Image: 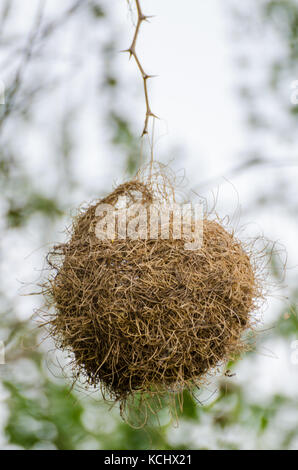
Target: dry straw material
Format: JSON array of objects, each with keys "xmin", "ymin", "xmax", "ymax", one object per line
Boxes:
[{"xmin": 44, "ymin": 173, "xmax": 262, "ymax": 419}]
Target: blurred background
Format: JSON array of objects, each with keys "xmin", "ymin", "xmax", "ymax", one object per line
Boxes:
[{"xmin": 0, "ymin": 0, "xmax": 298, "ymax": 450}]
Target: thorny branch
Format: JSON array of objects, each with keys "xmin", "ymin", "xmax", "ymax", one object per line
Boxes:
[{"xmin": 124, "ymin": 0, "xmax": 156, "ymax": 136}]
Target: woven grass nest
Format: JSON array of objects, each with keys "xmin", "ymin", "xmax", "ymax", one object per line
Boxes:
[{"xmin": 44, "ymin": 172, "xmax": 262, "ymax": 418}]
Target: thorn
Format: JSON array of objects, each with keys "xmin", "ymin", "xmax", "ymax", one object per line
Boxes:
[
  {"xmin": 120, "ymin": 48, "xmax": 134, "ymax": 58},
  {"xmin": 148, "ymin": 111, "xmax": 159, "ymax": 119},
  {"xmin": 141, "ymin": 14, "xmax": 155, "ymax": 22},
  {"xmin": 144, "ymin": 74, "xmax": 158, "ymax": 80}
]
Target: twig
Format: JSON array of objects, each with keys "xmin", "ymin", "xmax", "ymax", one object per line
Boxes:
[
  {"xmin": 0, "ymin": 0, "xmax": 45, "ymax": 132},
  {"xmin": 123, "ymin": 0, "xmax": 156, "ymax": 136},
  {"xmin": 0, "ymin": 0, "xmax": 83, "ymax": 133},
  {"xmin": 0, "ymin": 0, "xmax": 11, "ymax": 38}
]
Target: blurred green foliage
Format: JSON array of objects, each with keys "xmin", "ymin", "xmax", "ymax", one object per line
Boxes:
[{"xmin": 4, "ymin": 381, "xmax": 85, "ymax": 449}]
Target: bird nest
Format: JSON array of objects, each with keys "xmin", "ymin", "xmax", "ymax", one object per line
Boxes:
[{"xmin": 43, "ymin": 174, "xmax": 262, "ymax": 421}]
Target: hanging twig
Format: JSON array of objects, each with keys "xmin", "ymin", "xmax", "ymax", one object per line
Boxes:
[{"xmin": 123, "ymin": 0, "xmax": 157, "ymax": 137}]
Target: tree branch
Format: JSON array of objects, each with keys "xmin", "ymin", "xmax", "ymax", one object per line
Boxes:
[{"xmin": 123, "ymin": 0, "xmax": 156, "ymax": 136}]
